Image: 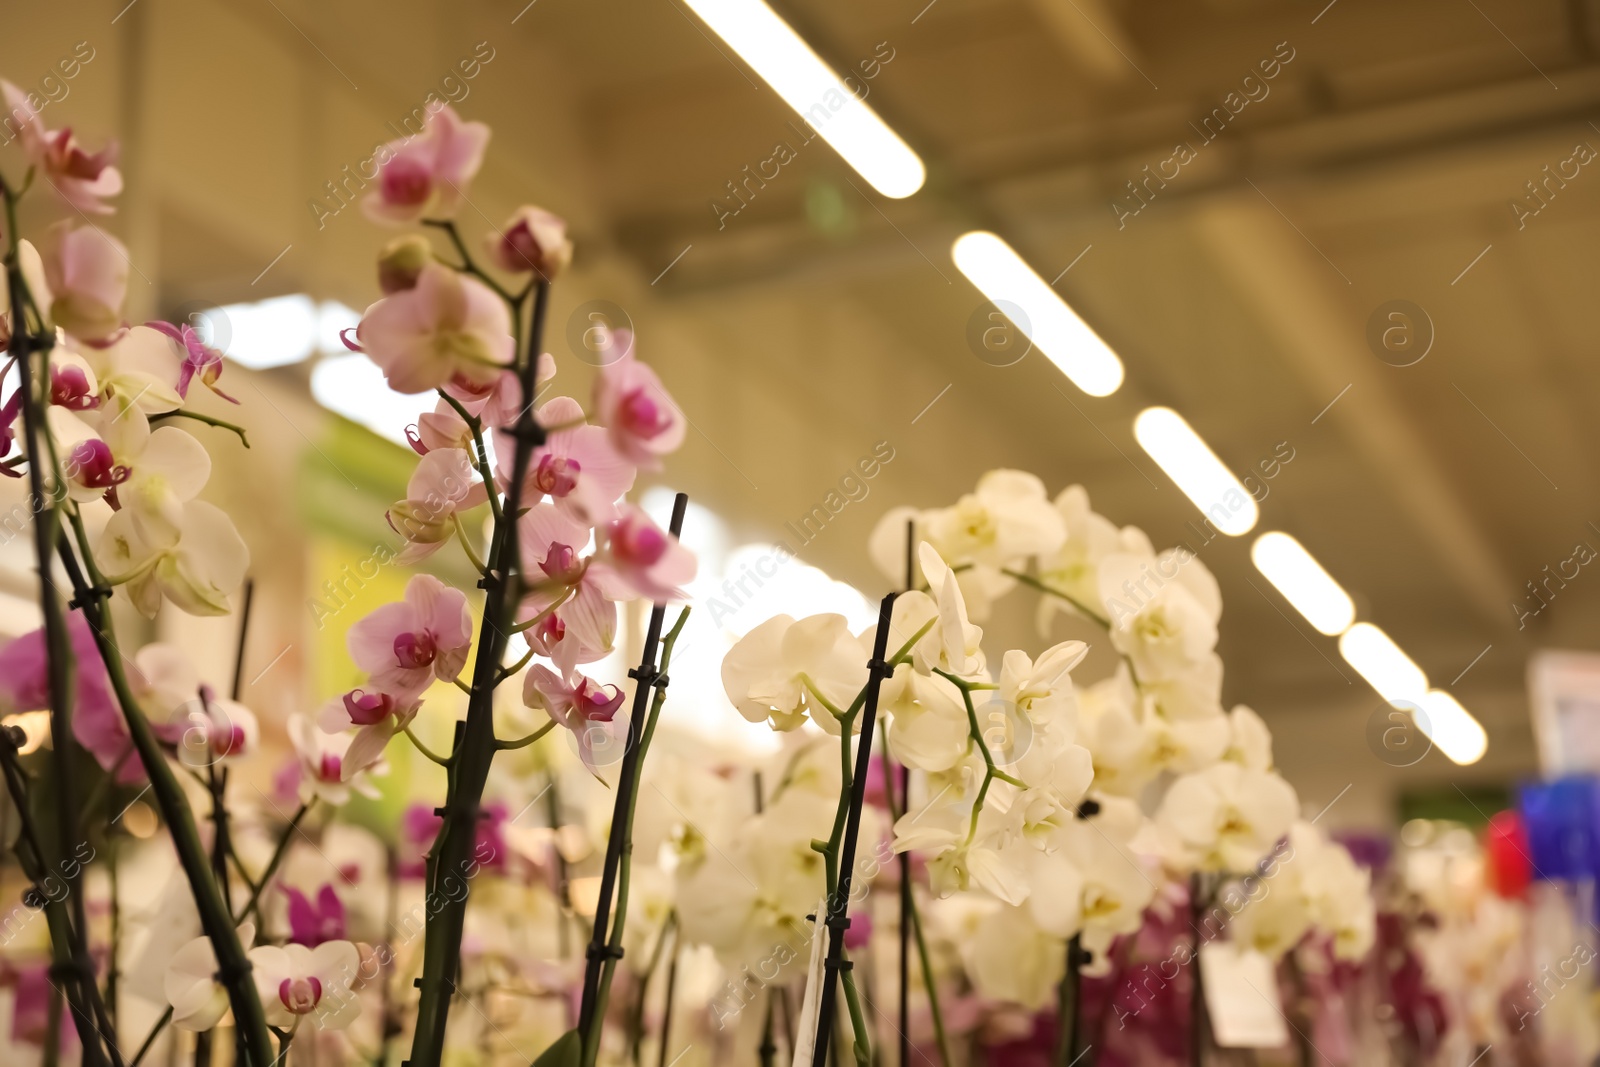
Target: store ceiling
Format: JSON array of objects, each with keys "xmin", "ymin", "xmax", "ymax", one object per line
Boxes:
[{"xmin": 512, "ymin": 0, "xmax": 1600, "ymax": 804}]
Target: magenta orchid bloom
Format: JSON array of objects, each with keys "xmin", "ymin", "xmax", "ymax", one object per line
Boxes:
[
  {"xmin": 50, "ymin": 362, "xmax": 99, "ymax": 411},
  {"xmin": 497, "ymin": 395, "xmax": 636, "ymax": 527},
  {"xmin": 145, "ymin": 320, "xmax": 239, "ymax": 404},
  {"xmin": 592, "ymin": 505, "xmax": 696, "ymax": 604},
  {"xmin": 522, "ymin": 664, "xmax": 626, "ymax": 771},
  {"xmin": 518, "ymin": 503, "xmax": 615, "ymax": 670},
  {"xmin": 0, "ymin": 612, "xmax": 143, "ymax": 783},
  {"xmin": 355, "ymin": 264, "xmax": 514, "ymax": 394},
  {"xmin": 2, "ymin": 80, "xmax": 123, "ymax": 215},
  {"xmin": 283, "ymin": 883, "xmax": 348, "ymax": 947},
  {"xmin": 317, "ymin": 686, "xmax": 421, "ymax": 780},
  {"xmin": 592, "ymin": 331, "xmax": 685, "ymax": 469},
  {"xmin": 362, "ymin": 104, "xmax": 489, "ymax": 225},
  {"xmin": 347, "ymin": 574, "xmax": 473, "ymax": 697},
  {"xmin": 486, "ymin": 205, "xmax": 572, "ymax": 278}
]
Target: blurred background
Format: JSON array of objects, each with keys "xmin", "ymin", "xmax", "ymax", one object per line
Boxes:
[{"xmin": 2, "ymin": 0, "xmax": 1597, "ymax": 832}]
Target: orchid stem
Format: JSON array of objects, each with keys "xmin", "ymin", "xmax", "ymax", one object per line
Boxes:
[
  {"xmin": 496, "ymin": 721, "xmax": 556, "ymax": 751},
  {"xmin": 406, "ymin": 725, "xmax": 452, "ymax": 766},
  {"xmin": 149, "ymin": 408, "xmax": 249, "ymax": 447}
]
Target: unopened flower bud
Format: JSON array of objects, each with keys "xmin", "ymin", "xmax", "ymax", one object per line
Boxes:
[
  {"xmin": 487, "ymin": 206, "xmax": 572, "ymax": 278},
  {"xmin": 377, "ymin": 234, "xmax": 434, "ymax": 294}
]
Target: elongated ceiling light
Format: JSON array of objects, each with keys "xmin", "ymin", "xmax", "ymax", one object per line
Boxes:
[
  {"xmin": 1250, "ymin": 532, "xmax": 1356, "ymax": 635},
  {"xmin": 951, "ymin": 231, "xmax": 1125, "ymax": 396},
  {"xmin": 1132, "ymin": 407, "xmax": 1258, "ymax": 534},
  {"xmin": 1338, "ymin": 622, "xmax": 1427, "ymax": 705},
  {"xmin": 1419, "ymin": 690, "xmax": 1488, "ymax": 766},
  {"xmin": 682, "ymin": 0, "xmax": 924, "ymax": 198}
]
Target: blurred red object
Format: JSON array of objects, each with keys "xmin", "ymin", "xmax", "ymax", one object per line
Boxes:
[{"xmin": 1485, "ymin": 810, "xmax": 1531, "ymax": 898}]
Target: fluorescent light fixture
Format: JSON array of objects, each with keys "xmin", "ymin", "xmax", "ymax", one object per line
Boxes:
[
  {"xmin": 951, "ymin": 232, "xmax": 1125, "ymax": 396},
  {"xmin": 1418, "ymin": 690, "xmax": 1488, "ymax": 765},
  {"xmin": 1338, "ymin": 622, "xmax": 1427, "ymax": 705},
  {"xmin": 1250, "ymin": 531, "xmax": 1355, "ymax": 636},
  {"xmin": 682, "ymin": 0, "xmax": 924, "ymax": 198},
  {"xmin": 311, "ymin": 354, "xmax": 422, "ymax": 446},
  {"xmin": 202, "ymin": 296, "xmax": 362, "ymax": 370},
  {"xmin": 1133, "ymin": 407, "xmax": 1258, "ymax": 535}
]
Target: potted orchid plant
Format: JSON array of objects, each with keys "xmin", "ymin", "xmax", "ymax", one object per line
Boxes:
[{"xmin": 0, "ymin": 86, "xmax": 696, "ymax": 1067}]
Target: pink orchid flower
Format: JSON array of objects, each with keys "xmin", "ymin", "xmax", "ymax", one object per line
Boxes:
[
  {"xmin": 347, "ymin": 574, "xmax": 473, "ymax": 697},
  {"xmin": 42, "ymin": 222, "xmax": 129, "ymax": 345},
  {"xmin": 592, "ymin": 331, "xmax": 685, "ymax": 469},
  {"xmin": 406, "ymin": 398, "xmax": 472, "ymax": 455},
  {"xmin": 497, "ymin": 395, "xmax": 636, "ymax": 527},
  {"xmin": 288, "ymin": 713, "xmax": 383, "ymax": 806},
  {"xmin": 362, "ymin": 104, "xmax": 489, "ymax": 225},
  {"xmin": 486, "ymin": 205, "xmax": 573, "ymax": 278},
  {"xmin": 518, "ymin": 503, "xmax": 615, "ymax": 670},
  {"xmin": 144, "ymin": 320, "xmax": 239, "ymax": 404},
  {"xmin": 152, "ymin": 688, "xmax": 260, "ymax": 769},
  {"xmin": 355, "ymin": 264, "xmax": 514, "ymax": 394},
  {"xmin": 592, "ymin": 505, "xmax": 696, "ymax": 604},
  {"xmin": 317, "ymin": 686, "xmax": 421, "ymax": 780},
  {"xmin": 522, "ymin": 664, "xmax": 626, "ymax": 771},
  {"xmin": 1, "ymin": 80, "xmax": 123, "ymax": 214},
  {"xmin": 443, "ymin": 355, "xmax": 551, "ymax": 430},
  {"xmin": 282, "ymin": 883, "xmax": 348, "ymax": 947},
  {"xmin": 386, "ymin": 447, "xmax": 489, "ymax": 564},
  {"xmin": 0, "ymin": 612, "xmax": 143, "ymax": 783}
]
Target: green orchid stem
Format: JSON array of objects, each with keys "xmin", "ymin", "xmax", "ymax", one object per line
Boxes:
[
  {"xmin": 423, "ymin": 218, "xmax": 517, "ymax": 305},
  {"xmin": 938, "ymin": 670, "xmax": 1033, "ymax": 846},
  {"xmin": 149, "ymin": 408, "xmax": 250, "ymax": 448},
  {"xmin": 496, "ymin": 720, "xmax": 556, "ymax": 751},
  {"xmin": 452, "ymin": 513, "xmax": 488, "ymax": 574},
  {"xmin": 437, "ymin": 389, "xmax": 504, "ymax": 527},
  {"xmin": 582, "ymin": 607, "xmax": 691, "ymax": 1067},
  {"xmin": 1000, "ymin": 568, "xmax": 1110, "ymax": 629},
  {"xmin": 236, "ymin": 801, "xmax": 313, "ymax": 925},
  {"xmin": 405, "ymin": 725, "xmax": 453, "ymax": 766},
  {"xmin": 4, "ymin": 213, "xmax": 121, "ymax": 1067},
  {"xmin": 55, "ymin": 533, "xmax": 274, "ymax": 1067},
  {"xmin": 410, "ymin": 278, "xmax": 551, "ymax": 1067}
]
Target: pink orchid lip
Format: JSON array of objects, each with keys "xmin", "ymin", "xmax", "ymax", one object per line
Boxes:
[
  {"xmin": 620, "ymin": 388, "xmax": 671, "ymax": 440},
  {"xmin": 538, "ymin": 542, "xmax": 581, "ymax": 582},
  {"xmin": 613, "ymin": 516, "xmax": 668, "ymax": 567},
  {"xmin": 317, "ymin": 752, "xmax": 343, "ymax": 783},
  {"xmin": 532, "ymin": 453, "xmax": 581, "ymax": 497},
  {"xmin": 575, "ymin": 679, "xmax": 624, "ymax": 723},
  {"xmin": 343, "ymin": 688, "xmax": 394, "ymax": 727},
  {"xmin": 278, "ymin": 975, "xmax": 323, "ymax": 1014},
  {"xmin": 393, "ymin": 631, "xmax": 438, "ymax": 671},
  {"xmin": 381, "ymin": 158, "xmax": 432, "ymax": 206}
]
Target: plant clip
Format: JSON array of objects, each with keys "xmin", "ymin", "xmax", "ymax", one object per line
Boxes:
[
  {"xmin": 867, "ymin": 657, "xmax": 894, "ymax": 678},
  {"xmin": 1076, "ymin": 798, "xmax": 1102, "ymax": 819},
  {"xmin": 504, "ymin": 421, "xmax": 547, "ymax": 448},
  {"xmin": 67, "ymin": 585, "xmax": 111, "ymax": 610},
  {"xmin": 47, "ymin": 962, "xmax": 76, "ymax": 982},
  {"xmin": 585, "ymin": 943, "xmax": 625, "ymax": 962},
  {"xmin": 627, "ymin": 665, "xmax": 667, "ymax": 689}
]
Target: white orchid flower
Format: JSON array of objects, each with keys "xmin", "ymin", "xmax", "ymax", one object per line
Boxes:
[
  {"xmin": 1156, "ymin": 762, "xmax": 1299, "ymax": 873},
  {"xmin": 98, "ymin": 498, "xmax": 248, "ymax": 617},
  {"xmin": 164, "ymin": 922, "xmax": 256, "ymax": 1031}
]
